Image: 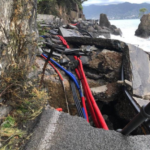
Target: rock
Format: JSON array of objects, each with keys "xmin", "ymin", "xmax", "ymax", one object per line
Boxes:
[
  {"xmin": 112, "ymin": 28, "xmax": 122, "ymax": 36},
  {"xmin": 110, "ymin": 25, "xmax": 117, "ymax": 30},
  {"xmin": 98, "ymin": 30, "xmax": 111, "ymax": 39},
  {"xmin": 110, "ymin": 25, "xmax": 122, "ymax": 36},
  {"xmin": 91, "ymin": 82, "xmax": 119, "ymax": 102},
  {"xmin": 135, "ymin": 13, "xmax": 150, "ymax": 38},
  {"xmin": 37, "ymin": 14, "xmax": 57, "ymax": 23},
  {"xmin": 70, "ymin": 11, "xmax": 78, "ymax": 20},
  {"xmin": 91, "ymin": 29, "xmax": 110, "ymax": 39},
  {"xmin": 88, "ymin": 49, "xmax": 122, "ymax": 81},
  {"xmin": 114, "ymin": 94, "xmax": 137, "ymax": 121},
  {"xmin": 71, "ymin": 3, "xmax": 78, "ymax": 12},
  {"xmin": 94, "ymin": 25, "xmax": 102, "ymax": 31},
  {"xmin": 99, "ymin": 15, "xmax": 122, "ymax": 36},
  {"xmin": 24, "ymin": 107, "xmax": 150, "ymax": 150},
  {"xmin": 101, "ymin": 26, "xmax": 111, "ymax": 31},
  {"xmin": 99, "ymin": 13, "xmax": 111, "ymax": 28},
  {"xmin": 0, "ymin": 106, "xmax": 12, "ymax": 123},
  {"xmin": 87, "ymin": 26, "xmax": 95, "ymax": 32},
  {"xmin": 80, "ymin": 56, "xmax": 90, "ymax": 65},
  {"xmin": 103, "ymin": 114, "xmax": 114, "ymax": 130},
  {"xmin": 86, "ymin": 72, "xmax": 103, "ymax": 80}
]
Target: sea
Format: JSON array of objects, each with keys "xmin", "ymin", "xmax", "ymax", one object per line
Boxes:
[{"xmin": 108, "ymin": 19, "xmax": 150, "ymax": 52}]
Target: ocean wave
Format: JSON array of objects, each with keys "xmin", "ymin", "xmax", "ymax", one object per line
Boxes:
[{"xmin": 109, "ymin": 19, "xmax": 150, "ymax": 52}]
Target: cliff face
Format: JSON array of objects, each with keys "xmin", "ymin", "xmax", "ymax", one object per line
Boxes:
[
  {"xmin": 0, "ymin": 0, "xmax": 38, "ymax": 73},
  {"xmin": 37, "ymin": 0, "xmax": 85, "ymax": 23}
]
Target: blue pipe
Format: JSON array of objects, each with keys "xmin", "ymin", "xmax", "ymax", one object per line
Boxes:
[
  {"xmin": 82, "ymin": 108, "xmax": 87, "ymax": 119},
  {"xmin": 42, "ymin": 54, "xmax": 82, "ymax": 97},
  {"xmin": 42, "ymin": 54, "xmax": 87, "ymax": 119}
]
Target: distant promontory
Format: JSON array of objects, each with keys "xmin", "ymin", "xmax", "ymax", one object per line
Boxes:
[{"xmin": 83, "ymin": 2, "xmax": 150, "ymax": 20}]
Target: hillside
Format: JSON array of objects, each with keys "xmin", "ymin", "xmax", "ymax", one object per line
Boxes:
[{"xmin": 83, "ymin": 2, "xmax": 150, "ymax": 19}]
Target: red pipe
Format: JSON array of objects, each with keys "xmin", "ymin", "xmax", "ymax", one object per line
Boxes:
[
  {"xmin": 56, "ymin": 36, "xmax": 89, "ymax": 122},
  {"xmin": 77, "ymin": 64, "xmax": 100, "ymax": 127},
  {"xmin": 57, "ymin": 35, "xmax": 70, "ymax": 48},
  {"xmin": 81, "ymin": 79, "xmax": 100, "ymax": 127},
  {"xmin": 78, "ymin": 58, "xmax": 108, "ymax": 130},
  {"xmin": 71, "ymin": 23, "xmax": 78, "ymax": 26},
  {"xmin": 56, "ymin": 35, "xmax": 108, "ymax": 129},
  {"xmin": 41, "ymin": 55, "xmax": 63, "ymax": 81}
]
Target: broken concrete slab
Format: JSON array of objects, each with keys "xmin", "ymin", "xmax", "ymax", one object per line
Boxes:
[
  {"xmin": 65, "ymin": 37, "xmax": 128, "ymax": 52},
  {"xmin": 24, "ymin": 106, "xmax": 150, "ymax": 150},
  {"xmin": 91, "ymin": 83, "xmax": 119, "ymax": 102},
  {"xmin": 134, "ymin": 97, "xmax": 150, "ymax": 108},
  {"xmin": 59, "ymin": 27, "xmax": 83, "ymax": 38},
  {"xmin": 126, "ymin": 44, "xmax": 150, "ymax": 98}
]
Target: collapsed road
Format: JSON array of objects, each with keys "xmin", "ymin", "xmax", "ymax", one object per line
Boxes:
[{"xmin": 23, "ymin": 15, "xmax": 150, "ymax": 150}]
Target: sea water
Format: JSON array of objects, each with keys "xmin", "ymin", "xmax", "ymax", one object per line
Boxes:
[{"xmin": 109, "ymin": 19, "xmax": 150, "ymax": 52}]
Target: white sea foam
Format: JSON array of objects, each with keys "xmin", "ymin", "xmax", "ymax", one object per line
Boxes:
[{"xmin": 109, "ymin": 19, "xmax": 150, "ymax": 52}]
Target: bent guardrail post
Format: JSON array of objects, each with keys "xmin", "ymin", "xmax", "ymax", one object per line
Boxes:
[{"xmin": 121, "ymin": 102, "xmax": 150, "ymax": 135}]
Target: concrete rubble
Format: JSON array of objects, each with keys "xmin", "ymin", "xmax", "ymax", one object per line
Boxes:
[{"xmin": 1, "ymin": 12, "xmax": 150, "ymax": 149}]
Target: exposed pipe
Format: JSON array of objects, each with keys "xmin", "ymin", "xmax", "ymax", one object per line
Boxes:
[
  {"xmin": 121, "ymin": 64, "xmax": 150, "ymax": 134},
  {"xmin": 57, "ymin": 35, "xmax": 108, "ymax": 129},
  {"xmin": 121, "ymin": 103, "xmax": 150, "ymax": 135},
  {"xmin": 41, "ymin": 54, "xmax": 70, "ymax": 113},
  {"xmin": 42, "ymin": 54, "xmax": 87, "ymax": 120}
]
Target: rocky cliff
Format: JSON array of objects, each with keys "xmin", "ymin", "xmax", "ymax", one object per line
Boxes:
[
  {"xmin": 38, "ymin": 0, "xmax": 85, "ymax": 23},
  {"xmin": 135, "ymin": 13, "xmax": 150, "ymax": 38}
]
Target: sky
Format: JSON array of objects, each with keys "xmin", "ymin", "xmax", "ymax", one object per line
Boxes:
[{"xmin": 83, "ymin": 0, "xmax": 150, "ymax": 6}]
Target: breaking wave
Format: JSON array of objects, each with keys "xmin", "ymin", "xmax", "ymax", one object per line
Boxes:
[{"xmin": 109, "ymin": 19, "xmax": 150, "ymax": 52}]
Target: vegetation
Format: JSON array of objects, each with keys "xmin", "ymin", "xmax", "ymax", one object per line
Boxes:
[
  {"xmin": 139, "ymin": 8, "xmax": 147, "ymax": 18},
  {"xmin": 0, "ymin": 0, "xmax": 48, "ymax": 149},
  {"xmin": 37, "ymin": 0, "xmax": 84, "ymax": 14},
  {"xmin": 0, "ymin": 64, "xmax": 48, "ymax": 149}
]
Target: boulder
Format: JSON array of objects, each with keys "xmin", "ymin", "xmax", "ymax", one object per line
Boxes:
[
  {"xmin": 110, "ymin": 25, "xmax": 122, "ymax": 36},
  {"xmin": 135, "ymin": 13, "xmax": 150, "ymax": 38},
  {"xmin": 87, "ymin": 26, "xmax": 95, "ymax": 32},
  {"xmin": 88, "ymin": 49, "xmax": 122, "ymax": 81},
  {"xmin": 0, "ymin": 106, "xmax": 12, "ymax": 123},
  {"xmin": 113, "ymin": 28, "xmax": 122, "ymax": 36},
  {"xmin": 99, "ymin": 13, "xmax": 111, "ymax": 28},
  {"xmin": 110, "ymin": 25, "xmax": 117, "ymax": 30},
  {"xmin": 94, "ymin": 25, "xmax": 102, "ymax": 31}
]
